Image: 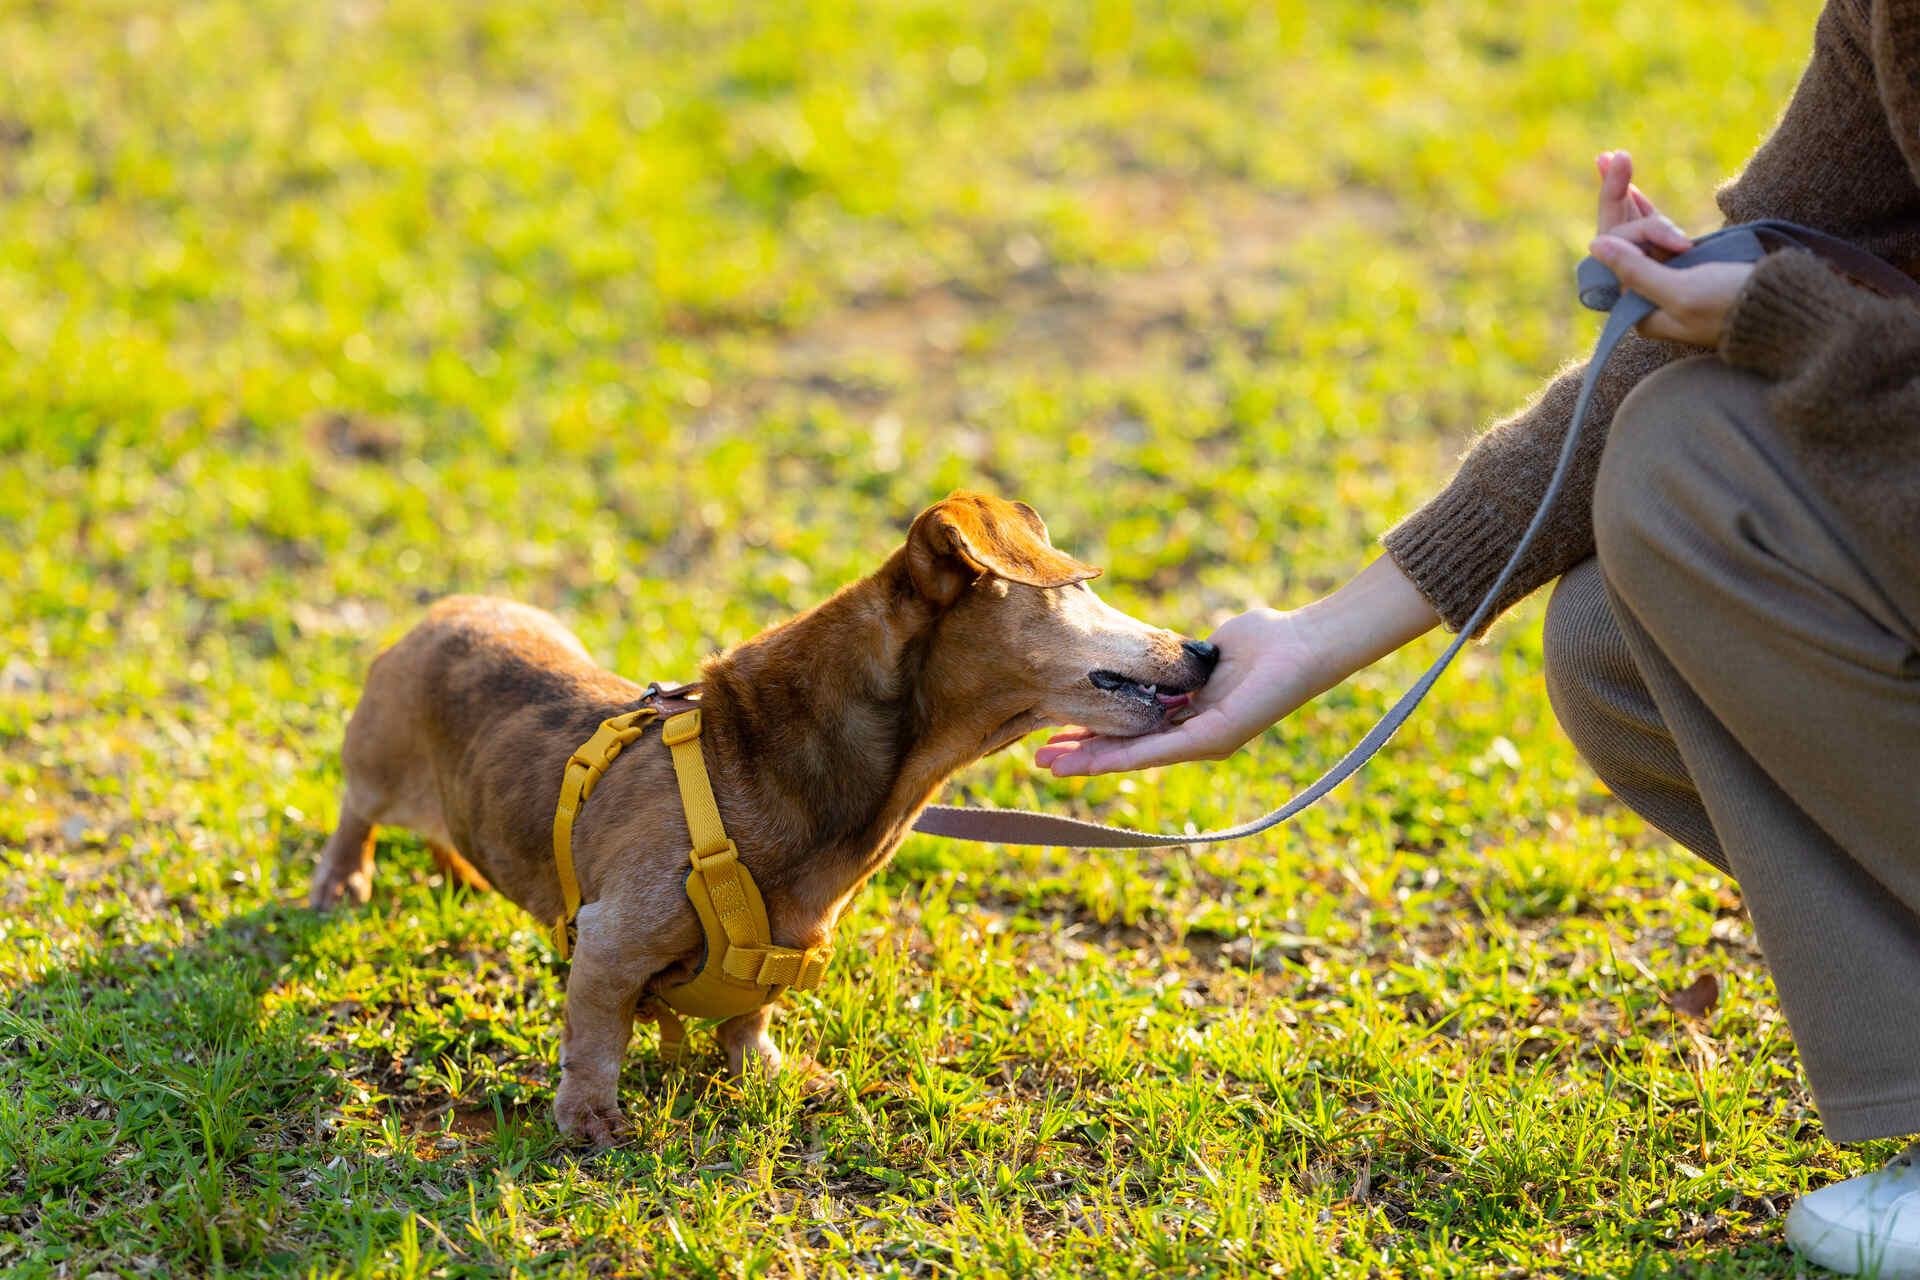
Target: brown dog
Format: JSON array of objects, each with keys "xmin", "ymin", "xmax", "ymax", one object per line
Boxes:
[{"xmin": 309, "ymin": 492, "xmax": 1217, "ymax": 1144}]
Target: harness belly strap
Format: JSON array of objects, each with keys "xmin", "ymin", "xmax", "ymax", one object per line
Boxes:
[{"xmin": 549, "ymin": 701, "xmax": 833, "ymax": 1058}]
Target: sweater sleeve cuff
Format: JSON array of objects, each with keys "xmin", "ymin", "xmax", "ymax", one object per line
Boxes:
[
  {"xmin": 1719, "ymin": 248, "xmax": 1862, "ymax": 379},
  {"xmin": 1381, "ymin": 481, "xmax": 1529, "ymax": 635}
]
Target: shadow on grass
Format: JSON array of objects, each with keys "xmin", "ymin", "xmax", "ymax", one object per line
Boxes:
[
  {"xmin": 0, "ymin": 899, "xmax": 563, "ymax": 1273},
  {"xmin": 0, "ymin": 873, "xmax": 778, "ymax": 1276}
]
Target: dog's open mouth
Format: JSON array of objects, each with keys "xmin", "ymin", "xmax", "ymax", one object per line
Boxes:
[{"xmin": 1089, "ymin": 669, "xmax": 1196, "ymax": 711}]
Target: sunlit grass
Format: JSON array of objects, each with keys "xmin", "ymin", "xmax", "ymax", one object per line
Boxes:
[{"xmin": 0, "ymin": 1, "xmax": 1878, "ymax": 1275}]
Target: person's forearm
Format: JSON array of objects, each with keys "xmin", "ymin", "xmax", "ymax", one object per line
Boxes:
[{"xmin": 1292, "ymin": 555, "xmax": 1442, "ymax": 693}]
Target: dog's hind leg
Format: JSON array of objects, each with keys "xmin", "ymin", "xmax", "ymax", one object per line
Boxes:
[
  {"xmin": 309, "ymin": 796, "xmax": 378, "ymax": 910},
  {"xmin": 428, "ymin": 840, "xmax": 492, "ymax": 893},
  {"xmin": 716, "ymin": 1004, "xmax": 783, "ymax": 1077},
  {"xmin": 717, "ymin": 1006, "xmax": 835, "ymax": 1094}
]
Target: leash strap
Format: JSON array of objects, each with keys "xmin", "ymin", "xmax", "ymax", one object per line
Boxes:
[{"xmin": 911, "ymin": 221, "xmax": 1920, "ymax": 849}]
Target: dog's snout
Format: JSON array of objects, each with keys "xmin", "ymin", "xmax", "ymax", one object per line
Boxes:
[{"xmin": 1182, "ymin": 638, "xmax": 1220, "ymax": 673}]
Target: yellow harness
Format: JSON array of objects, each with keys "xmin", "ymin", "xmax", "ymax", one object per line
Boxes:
[{"xmin": 550, "ymin": 700, "xmax": 832, "ymax": 1058}]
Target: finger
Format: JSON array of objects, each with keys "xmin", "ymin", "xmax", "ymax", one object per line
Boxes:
[
  {"xmin": 1599, "ymin": 150, "xmax": 1631, "ymax": 202},
  {"xmin": 1033, "ymin": 735, "xmax": 1096, "ymax": 767},
  {"xmin": 1633, "ymin": 309, "xmax": 1690, "ymax": 344},
  {"xmin": 1041, "ymin": 728, "xmax": 1099, "ymax": 746},
  {"xmin": 1039, "ymin": 729, "xmax": 1184, "ymax": 776},
  {"xmin": 1032, "ymin": 740, "xmax": 1079, "ymax": 768},
  {"xmin": 1629, "ymin": 186, "xmax": 1654, "ymax": 218},
  {"xmin": 1599, "ymin": 214, "xmax": 1691, "ymax": 256},
  {"xmin": 1043, "ymin": 710, "xmax": 1240, "ymax": 776},
  {"xmin": 1042, "ymin": 734, "xmax": 1184, "ymax": 776},
  {"xmin": 1591, "ymin": 234, "xmax": 1687, "ymax": 295},
  {"xmin": 1596, "ymin": 149, "xmax": 1633, "ymax": 214},
  {"xmin": 1607, "ymin": 213, "xmax": 1690, "ymax": 249}
]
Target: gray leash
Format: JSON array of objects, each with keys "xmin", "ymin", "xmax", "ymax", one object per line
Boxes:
[{"xmin": 912, "ymin": 220, "xmax": 1918, "ymax": 848}]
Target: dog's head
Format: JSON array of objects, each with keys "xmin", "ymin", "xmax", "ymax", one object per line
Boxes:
[{"xmin": 900, "ymin": 492, "xmax": 1218, "ymax": 742}]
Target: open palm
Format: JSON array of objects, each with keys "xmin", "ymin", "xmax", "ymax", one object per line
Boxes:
[{"xmin": 1034, "ymin": 608, "xmax": 1325, "ymax": 775}]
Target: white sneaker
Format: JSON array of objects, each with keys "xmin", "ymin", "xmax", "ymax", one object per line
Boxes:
[{"xmin": 1788, "ymin": 1141, "xmax": 1920, "ymax": 1278}]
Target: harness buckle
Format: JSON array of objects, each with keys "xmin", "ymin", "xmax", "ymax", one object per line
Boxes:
[
  {"xmin": 662, "ymin": 709, "xmax": 703, "ymax": 747},
  {"xmin": 565, "ymin": 759, "xmax": 603, "ymax": 804},
  {"xmin": 721, "ymin": 943, "xmax": 832, "ymax": 988}
]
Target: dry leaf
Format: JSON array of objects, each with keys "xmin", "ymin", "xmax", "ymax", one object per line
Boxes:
[{"xmin": 1667, "ymin": 973, "xmax": 1720, "ymax": 1019}]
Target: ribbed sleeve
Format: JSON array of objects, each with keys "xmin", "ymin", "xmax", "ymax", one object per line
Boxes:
[{"xmin": 1720, "ymin": 248, "xmax": 1884, "ymax": 377}]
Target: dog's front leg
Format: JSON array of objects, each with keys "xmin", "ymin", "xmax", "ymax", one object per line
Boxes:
[{"xmin": 553, "ymin": 943, "xmax": 645, "ymax": 1148}]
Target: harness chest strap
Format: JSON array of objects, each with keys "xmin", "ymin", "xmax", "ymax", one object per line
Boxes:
[{"xmin": 550, "ymin": 702, "xmax": 832, "ymax": 1056}]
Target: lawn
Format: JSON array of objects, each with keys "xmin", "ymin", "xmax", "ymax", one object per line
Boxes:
[{"xmin": 0, "ymin": 0, "xmax": 1889, "ymax": 1275}]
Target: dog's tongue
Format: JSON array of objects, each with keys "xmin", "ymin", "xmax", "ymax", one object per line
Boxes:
[{"xmin": 1156, "ymin": 691, "xmax": 1191, "ymax": 709}]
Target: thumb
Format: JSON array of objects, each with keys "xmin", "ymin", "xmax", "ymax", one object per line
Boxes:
[{"xmin": 1590, "ymin": 234, "xmax": 1678, "ymax": 302}]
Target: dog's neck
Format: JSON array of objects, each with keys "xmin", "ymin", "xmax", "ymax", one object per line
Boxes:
[{"xmin": 693, "ymin": 555, "xmax": 1040, "ymax": 946}]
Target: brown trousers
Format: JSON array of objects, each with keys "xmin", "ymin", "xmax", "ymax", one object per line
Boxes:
[{"xmin": 1540, "ymin": 357, "xmax": 1920, "ymax": 1143}]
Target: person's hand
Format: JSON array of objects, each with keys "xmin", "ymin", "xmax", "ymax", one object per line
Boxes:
[
  {"xmin": 1591, "ymin": 148, "xmax": 1755, "ymax": 346},
  {"xmin": 1033, "ymin": 555, "xmax": 1441, "ymax": 777},
  {"xmin": 1588, "ymin": 236, "xmax": 1754, "ymax": 346},
  {"xmin": 1034, "ymin": 607, "xmax": 1327, "ymax": 775}
]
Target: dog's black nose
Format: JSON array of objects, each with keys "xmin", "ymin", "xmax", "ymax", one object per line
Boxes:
[{"xmin": 1182, "ymin": 638, "xmax": 1220, "ymax": 672}]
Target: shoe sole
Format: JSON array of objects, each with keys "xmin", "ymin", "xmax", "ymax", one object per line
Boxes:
[{"xmin": 1788, "ymin": 1200, "xmax": 1920, "ymax": 1279}]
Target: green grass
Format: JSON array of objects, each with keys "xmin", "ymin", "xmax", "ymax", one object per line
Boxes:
[{"xmin": 0, "ymin": 0, "xmax": 1890, "ymax": 1274}]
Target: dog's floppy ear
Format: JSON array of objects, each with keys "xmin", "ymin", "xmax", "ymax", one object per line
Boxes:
[{"xmin": 904, "ymin": 491, "xmax": 1101, "ymax": 607}]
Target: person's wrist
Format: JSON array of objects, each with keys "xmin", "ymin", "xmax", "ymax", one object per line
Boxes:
[
  {"xmin": 1288, "ymin": 598, "xmax": 1374, "ymax": 696},
  {"xmin": 1289, "ymin": 555, "xmax": 1441, "ymax": 693}
]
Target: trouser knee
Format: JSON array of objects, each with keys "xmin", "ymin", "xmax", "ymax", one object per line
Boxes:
[
  {"xmin": 1542, "ymin": 562, "xmax": 1636, "ymax": 784},
  {"xmin": 1543, "ymin": 559, "xmax": 1727, "ymax": 868}
]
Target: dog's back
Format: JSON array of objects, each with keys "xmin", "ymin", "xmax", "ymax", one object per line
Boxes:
[{"xmin": 315, "ymin": 596, "xmax": 646, "ymax": 914}]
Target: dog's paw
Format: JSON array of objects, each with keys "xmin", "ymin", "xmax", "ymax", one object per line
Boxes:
[
  {"xmin": 554, "ymin": 1095, "xmax": 628, "ymax": 1149},
  {"xmin": 306, "ymin": 868, "xmax": 372, "ymax": 912},
  {"xmin": 789, "ymin": 1055, "xmax": 837, "ymax": 1097}
]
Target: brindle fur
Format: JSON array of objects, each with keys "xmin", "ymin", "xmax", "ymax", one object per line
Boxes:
[{"xmin": 310, "ymin": 493, "xmax": 1214, "ymax": 1146}]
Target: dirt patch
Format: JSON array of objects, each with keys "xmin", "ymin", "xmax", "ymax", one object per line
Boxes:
[
  {"xmin": 394, "ymin": 1098, "xmax": 546, "ymax": 1152},
  {"xmin": 771, "ymin": 178, "xmax": 1400, "ymax": 418},
  {"xmin": 307, "ymin": 409, "xmax": 407, "ymax": 462}
]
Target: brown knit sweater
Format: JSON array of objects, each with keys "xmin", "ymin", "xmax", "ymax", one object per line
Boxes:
[{"xmin": 1383, "ymin": 0, "xmax": 1920, "ymax": 633}]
